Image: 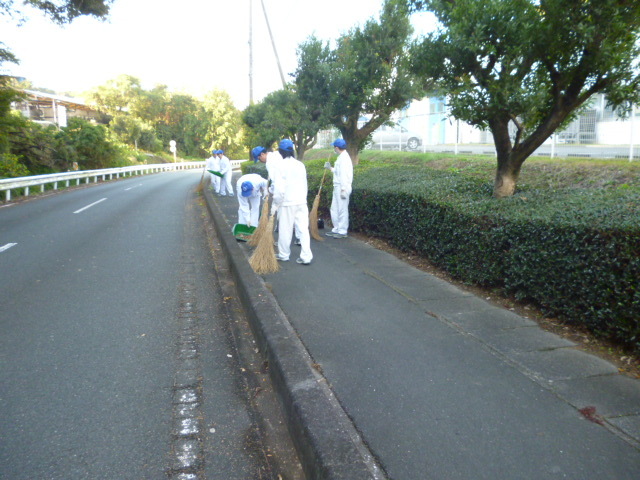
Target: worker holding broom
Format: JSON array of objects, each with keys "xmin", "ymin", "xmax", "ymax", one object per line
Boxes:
[
  {"xmin": 252, "ymin": 146, "xmax": 283, "ymax": 190},
  {"xmin": 325, "ymin": 138, "xmax": 353, "ymax": 238},
  {"xmin": 236, "ymin": 173, "xmax": 269, "ymax": 227},
  {"xmin": 270, "ymin": 139, "xmax": 313, "ymax": 265},
  {"xmin": 252, "ymin": 145, "xmax": 302, "ymax": 245}
]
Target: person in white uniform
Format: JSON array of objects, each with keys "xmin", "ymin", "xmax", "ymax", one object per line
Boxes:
[
  {"xmin": 252, "ymin": 145, "xmax": 302, "ymax": 243},
  {"xmin": 270, "ymin": 139, "xmax": 313, "ymax": 265},
  {"xmin": 325, "ymin": 138, "xmax": 353, "ymax": 238},
  {"xmin": 205, "ymin": 149, "xmax": 221, "ymax": 194},
  {"xmin": 236, "ymin": 173, "xmax": 268, "ymax": 227},
  {"xmin": 217, "ymin": 150, "xmax": 234, "ymax": 196},
  {"xmin": 252, "ymin": 145, "xmax": 283, "ymax": 191}
]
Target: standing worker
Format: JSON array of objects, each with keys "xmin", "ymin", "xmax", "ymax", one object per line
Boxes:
[
  {"xmin": 325, "ymin": 138, "xmax": 353, "ymax": 238},
  {"xmin": 206, "ymin": 149, "xmax": 221, "ymax": 194},
  {"xmin": 252, "ymin": 145, "xmax": 283, "ymax": 192},
  {"xmin": 252, "ymin": 145, "xmax": 301, "ymax": 243},
  {"xmin": 218, "ymin": 150, "xmax": 234, "ymax": 196},
  {"xmin": 236, "ymin": 173, "xmax": 268, "ymax": 227},
  {"xmin": 270, "ymin": 139, "xmax": 313, "ymax": 265}
]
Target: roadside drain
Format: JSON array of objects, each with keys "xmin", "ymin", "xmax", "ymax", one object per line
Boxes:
[{"xmin": 168, "ymin": 284, "xmax": 206, "ymax": 478}]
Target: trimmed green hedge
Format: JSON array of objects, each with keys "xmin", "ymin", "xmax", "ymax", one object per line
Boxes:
[{"xmin": 243, "ymin": 153, "xmax": 640, "ymax": 352}]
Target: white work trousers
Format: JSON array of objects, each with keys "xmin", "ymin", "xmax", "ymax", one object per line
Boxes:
[
  {"xmin": 237, "ymin": 194, "xmax": 261, "ymax": 227},
  {"xmin": 277, "ymin": 204, "xmax": 312, "ymax": 263},
  {"xmin": 330, "ymin": 187, "xmax": 350, "ymax": 234},
  {"xmin": 219, "ymin": 171, "xmax": 233, "ymax": 195},
  {"xmin": 209, "ymin": 172, "xmax": 220, "ymax": 193}
]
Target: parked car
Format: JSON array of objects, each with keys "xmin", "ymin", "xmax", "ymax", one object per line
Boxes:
[{"xmin": 370, "ymin": 125, "xmax": 422, "ymax": 150}]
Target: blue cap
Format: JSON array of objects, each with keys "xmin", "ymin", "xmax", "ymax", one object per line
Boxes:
[
  {"xmin": 211, "ymin": 149, "xmax": 216, "ymax": 155},
  {"xmin": 241, "ymin": 181, "xmax": 253, "ymax": 197},
  {"xmin": 279, "ymin": 139, "xmax": 294, "ymax": 152},
  {"xmin": 219, "ymin": 149, "xmax": 224, "ymax": 154},
  {"xmin": 252, "ymin": 146, "xmax": 266, "ymax": 162},
  {"xmin": 332, "ymin": 138, "xmax": 347, "ymax": 149}
]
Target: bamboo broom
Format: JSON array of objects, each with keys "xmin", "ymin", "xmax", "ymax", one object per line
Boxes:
[
  {"xmin": 247, "ymin": 193, "xmax": 271, "ymax": 247},
  {"xmin": 249, "ymin": 212, "xmax": 280, "ymax": 274},
  {"xmin": 309, "ymin": 168, "xmax": 328, "ymax": 241}
]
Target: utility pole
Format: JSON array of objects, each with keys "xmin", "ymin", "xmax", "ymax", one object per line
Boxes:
[
  {"xmin": 260, "ymin": 0, "xmax": 286, "ymax": 88},
  {"xmin": 248, "ymin": 0, "xmax": 254, "ymax": 105}
]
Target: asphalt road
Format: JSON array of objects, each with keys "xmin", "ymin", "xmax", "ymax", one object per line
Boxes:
[{"xmin": 0, "ymin": 171, "xmax": 298, "ymax": 479}]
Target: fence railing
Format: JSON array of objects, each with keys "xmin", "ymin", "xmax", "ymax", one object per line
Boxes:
[{"xmin": 0, "ymin": 160, "xmax": 245, "ymax": 202}]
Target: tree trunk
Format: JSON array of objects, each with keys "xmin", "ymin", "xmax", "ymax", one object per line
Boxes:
[
  {"xmin": 347, "ymin": 144, "xmax": 360, "ymax": 166},
  {"xmin": 490, "ymin": 116, "xmax": 518, "ymax": 198},
  {"xmin": 493, "ymin": 151, "xmax": 524, "ymax": 198}
]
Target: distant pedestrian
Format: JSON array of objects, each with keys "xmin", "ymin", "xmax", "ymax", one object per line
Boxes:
[
  {"xmin": 206, "ymin": 149, "xmax": 221, "ymax": 193},
  {"xmin": 325, "ymin": 138, "xmax": 353, "ymax": 238},
  {"xmin": 218, "ymin": 150, "xmax": 234, "ymax": 196},
  {"xmin": 236, "ymin": 173, "xmax": 268, "ymax": 227},
  {"xmin": 270, "ymin": 139, "xmax": 312, "ymax": 265}
]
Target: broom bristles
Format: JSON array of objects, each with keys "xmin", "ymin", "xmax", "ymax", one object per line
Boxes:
[
  {"xmin": 309, "ymin": 194, "xmax": 323, "ymax": 241},
  {"xmin": 248, "ymin": 196, "xmax": 271, "ymax": 247},
  {"xmin": 309, "ymin": 168, "xmax": 327, "ymax": 241},
  {"xmin": 249, "ymin": 215, "xmax": 279, "ymax": 274}
]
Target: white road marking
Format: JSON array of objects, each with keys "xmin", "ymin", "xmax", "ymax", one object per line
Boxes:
[
  {"xmin": 0, "ymin": 243, "xmax": 17, "ymax": 253},
  {"xmin": 124, "ymin": 184, "xmax": 143, "ymax": 191},
  {"xmin": 74, "ymin": 198, "xmax": 107, "ymax": 214}
]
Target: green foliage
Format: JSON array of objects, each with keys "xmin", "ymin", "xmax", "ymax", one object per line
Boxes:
[
  {"xmin": 1, "ymin": 0, "xmax": 112, "ymax": 25},
  {"xmin": 86, "ymin": 74, "xmax": 145, "ymax": 117},
  {"xmin": 86, "ymin": 77, "xmax": 246, "ymax": 159},
  {"xmin": 407, "ymin": 0, "xmax": 640, "ymax": 196},
  {"xmin": 202, "ymin": 89, "xmax": 246, "ymax": 158},
  {"xmin": 0, "ymin": 153, "xmax": 29, "ymax": 177},
  {"xmin": 0, "ymin": 80, "xmax": 23, "ymax": 154},
  {"xmin": 307, "ymin": 151, "xmax": 640, "ymax": 352},
  {"xmin": 109, "ymin": 114, "xmax": 161, "ymax": 152},
  {"xmin": 242, "ymin": 87, "xmax": 326, "ymax": 160},
  {"xmin": 55, "ymin": 117, "xmax": 123, "ymax": 170},
  {"xmin": 7, "ymin": 117, "xmax": 60, "ymax": 173},
  {"xmin": 295, "ymin": 0, "xmax": 423, "ymax": 161}
]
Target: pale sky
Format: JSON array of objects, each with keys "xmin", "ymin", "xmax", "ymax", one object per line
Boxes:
[{"xmin": 1, "ymin": 0, "xmax": 436, "ymax": 109}]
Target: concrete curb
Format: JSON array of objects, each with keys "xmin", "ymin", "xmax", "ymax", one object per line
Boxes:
[{"xmin": 203, "ymin": 189, "xmax": 384, "ymax": 480}]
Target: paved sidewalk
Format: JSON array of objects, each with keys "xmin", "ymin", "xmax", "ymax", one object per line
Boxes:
[{"xmin": 204, "ymin": 184, "xmax": 640, "ymax": 480}]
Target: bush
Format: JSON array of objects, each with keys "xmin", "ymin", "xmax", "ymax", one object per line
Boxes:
[
  {"xmin": 307, "ymin": 151, "xmax": 640, "ymax": 352},
  {"xmin": 0, "ymin": 153, "xmax": 30, "ymax": 178}
]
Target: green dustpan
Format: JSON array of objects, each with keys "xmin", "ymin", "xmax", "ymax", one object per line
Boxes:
[
  {"xmin": 208, "ymin": 170, "xmax": 224, "ymax": 178},
  {"xmin": 232, "ymin": 223, "xmax": 256, "ymax": 241}
]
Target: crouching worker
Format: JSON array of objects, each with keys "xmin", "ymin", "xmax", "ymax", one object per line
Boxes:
[{"xmin": 236, "ymin": 173, "xmax": 268, "ymax": 227}]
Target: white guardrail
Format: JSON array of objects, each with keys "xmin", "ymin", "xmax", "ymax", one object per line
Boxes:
[{"xmin": 0, "ymin": 160, "xmax": 245, "ymax": 202}]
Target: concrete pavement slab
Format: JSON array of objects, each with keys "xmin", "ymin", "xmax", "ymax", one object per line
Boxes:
[
  {"xmin": 552, "ymin": 374, "xmax": 640, "ymax": 416},
  {"xmin": 512, "ymin": 348, "xmax": 620, "ymax": 382}
]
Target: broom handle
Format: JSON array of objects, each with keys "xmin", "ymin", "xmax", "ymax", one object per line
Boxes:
[{"xmin": 317, "ymin": 168, "xmax": 328, "ymax": 196}]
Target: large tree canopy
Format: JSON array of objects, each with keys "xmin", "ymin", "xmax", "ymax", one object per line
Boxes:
[
  {"xmin": 242, "ymin": 87, "xmax": 326, "ymax": 161},
  {"xmin": 295, "ymin": 0, "xmax": 422, "ymax": 164},
  {"xmin": 407, "ymin": 0, "xmax": 640, "ymax": 197}
]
